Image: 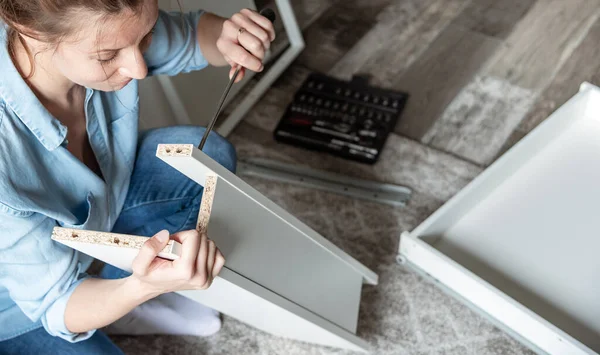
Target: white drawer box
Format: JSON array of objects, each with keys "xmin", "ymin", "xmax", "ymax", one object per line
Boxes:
[{"xmin": 399, "ymin": 82, "xmax": 600, "ymax": 354}]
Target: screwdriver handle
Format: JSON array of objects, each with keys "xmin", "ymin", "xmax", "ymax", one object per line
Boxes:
[{"xmin": 260, "ymin": 8, "xmax": 276, "ymax": 23}]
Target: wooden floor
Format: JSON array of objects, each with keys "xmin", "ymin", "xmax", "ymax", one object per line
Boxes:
[{"xmin": 255, "ymin": 0, "xmax": 600, "ymax": 167}]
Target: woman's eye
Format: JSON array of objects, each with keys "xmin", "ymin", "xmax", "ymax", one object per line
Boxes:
[
  {"xmin": 98, "ymin": 53, "xmax": 118, "ymax": 64},
  {"xmin": 140, "ymin": 31, "xmax": 154, "ymax": 51}
]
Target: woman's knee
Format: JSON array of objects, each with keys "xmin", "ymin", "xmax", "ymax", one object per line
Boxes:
[
  {"xmin": 203, "ymin": 132, "xmax": 237, "ymax": 173},
  {"xmin": 139, "ymin": 126, "xmax": 237, "ymax": 173}
]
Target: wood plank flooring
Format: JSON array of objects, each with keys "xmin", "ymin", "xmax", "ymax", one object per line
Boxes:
[
  {"xmin": 452, "ymin": 0, "xmax": 536, "ymax": 40},
  {"xmin": 393, "ymin": 24, "xmax": 502, "ymax": 140},
  {"xmin": 329, "ymin": 0, "xmax": 469, "ymax": 86},
  {"xmin": 249, "ymin": 0, "xmax": 600, "ymax": 167},
  {"xmin": 499, "ymin": 13, "xmax": 600, "ymax": 158},
  {"xmin": 295, "ymin": 0, "xmax": 392, "ymax": 73},
  {"xmin": 484, "ymin": 0, "xmax": 599, "ymax": 91}
]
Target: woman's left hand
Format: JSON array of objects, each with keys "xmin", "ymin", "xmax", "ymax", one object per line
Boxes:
[{"xmin": 216, "ymin": 9, "xmax": 276, "ymax": 82}]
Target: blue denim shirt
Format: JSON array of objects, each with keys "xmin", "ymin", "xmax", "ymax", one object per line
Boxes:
[{"xmin": 0, "ymin": 10, "xmax": 208, "ymax": 342}]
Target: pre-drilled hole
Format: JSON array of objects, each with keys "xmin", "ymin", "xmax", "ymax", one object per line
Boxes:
[
  {"xmin": 176, "ymin": 148, "xmax": 182, "ymax": 153},
  {"xmin": 71, "ymin": 232, "xmax": 79, "ymax": 238},
  {"xmin": 113, "ymin": 237, "xmax": 120, "ymax": 244},
  {"xmin": 165, "ymin": 148, "xmax": 172, "ymax": 153}
]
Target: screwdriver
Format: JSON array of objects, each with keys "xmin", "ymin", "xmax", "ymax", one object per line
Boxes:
[{"xmin": 198, "ymin": 8, "xmax": 276, "ymax": 150}]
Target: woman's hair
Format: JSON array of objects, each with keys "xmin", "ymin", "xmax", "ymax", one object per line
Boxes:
[{"xmin": 0, "ymin": 0, "xmax": 144, "ymax": 78}]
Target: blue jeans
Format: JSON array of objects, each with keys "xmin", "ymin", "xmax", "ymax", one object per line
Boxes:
[{"xmin": 0, "ymin": 126, "xmax": 237, "ymax": 355}]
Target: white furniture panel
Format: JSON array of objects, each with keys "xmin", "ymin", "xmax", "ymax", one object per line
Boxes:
[
  {"xmin": 53, "ymin": 143, "xmax": 377, "ymax": 353},
  {"xmin": 400, "ymin": 82, "xmax": 600, "ymax": 354}
]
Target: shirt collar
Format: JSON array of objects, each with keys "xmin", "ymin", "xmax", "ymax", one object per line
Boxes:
[{"xmin": 0, "ymin": 23, "xmax": 68, "ymax": 151}]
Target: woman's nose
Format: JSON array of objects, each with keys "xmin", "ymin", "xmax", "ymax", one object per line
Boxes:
[{"xmin": 118, "ymin": 48, "xmax": 148, "ymax": 80}]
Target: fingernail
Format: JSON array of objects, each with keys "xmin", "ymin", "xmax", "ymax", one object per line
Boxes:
[
  {"xmin": 259, "ymin": 65, "xmax": 264, "ymax": 71},
  {"xmin": 156, "ymin": 230, "xmax": 169, "ymax": 242}
]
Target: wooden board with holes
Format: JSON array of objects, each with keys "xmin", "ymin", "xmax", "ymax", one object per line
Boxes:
[{"xmin": 52, "ymin": 144, "xmax": 378, "ymax": 353}]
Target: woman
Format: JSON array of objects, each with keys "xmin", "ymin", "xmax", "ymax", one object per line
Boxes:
[{"xmin": 0, "ymin": 0, "xmax": 274, "ymax": 353}]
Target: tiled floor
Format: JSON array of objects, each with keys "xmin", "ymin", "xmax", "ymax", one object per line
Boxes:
[{"xmin": 113, "ymin": 0, "xmax": 600, "ymax": 353}]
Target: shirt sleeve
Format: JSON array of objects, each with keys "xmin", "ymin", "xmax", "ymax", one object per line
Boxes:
[
  {"xmin": 144, "ymin": 9, "xmax": 209, "ymax": 76},
  {"xmin": 0, "ymin": 204, "xmax": 94, "ymax": 342}
]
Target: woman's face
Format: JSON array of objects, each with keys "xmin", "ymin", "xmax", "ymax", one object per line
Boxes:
[{"xmin": 51, "ymin": 0, "xmax": 159, "ymax": 92}]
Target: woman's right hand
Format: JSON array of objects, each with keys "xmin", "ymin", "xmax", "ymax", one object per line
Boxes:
[{"xmin": 129, "ymin": 229, "xmax": 225, "ymax": 296}]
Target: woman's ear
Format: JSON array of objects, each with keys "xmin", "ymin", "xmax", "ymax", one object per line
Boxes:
[
  {"xmin": 12, "ymin": 26, "xmax": 56, "ymax": 55},
  {"xmin": 10, "ymin": 23, "xmax": 34, "ymax": 37},
  {"xmin": 11, "ymin": 23, "xmax": 50, "ymax": 45}
]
